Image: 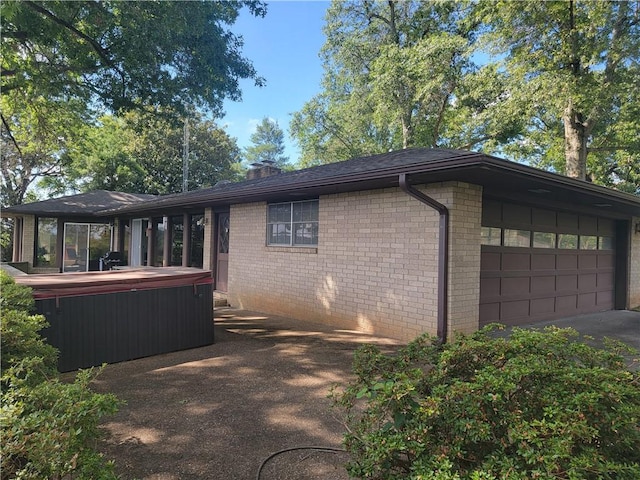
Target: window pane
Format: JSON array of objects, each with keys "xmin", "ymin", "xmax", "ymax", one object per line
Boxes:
[
  {"xmin": 558, "ymin": 234, "xmax": 578, "ymax": 249},
  {"xmin": 481, "ymin": 227, "xmax": 501, "ymax": 246},
  {"xmin": 579, "ymin": 235, "xmax": 597, "ymax": 250},
  {"xmin": 37, "ymin": 218, "xmax": 58, "ymax": 267},
  {"xmin": 293, "ymin": 200, "xmax": 319, "ymax": 222},
  {"xmin": 533, "ymin": 232, "xmax": 556, "ymax": 249},
  {"xmin": 504, "ymin": 229, "xmax": 530, "ymax": 247},
  {"xmin": 190, "ymin": 215, "xmax": 204, "ymax": 268},
  {"xmin": 599, "ymin": 236, "xmax": 613, "ymax": 250},
  {"xmin": 89, "ymin": 224, "xmax": 111, "ymax": 262},
  {"xmin": 268, "ymin": 223, "xmax": 291, "ymax": 245},
  {"xmin": 293, "ymin": 222, "xmax": 318, "ymax": 246},
  {"xmin": 63, "ymin": 223, "xmax": 88, "ymax": 272},
  {"xmin": 268, "ymin": 203, "xmax": 291, "ymax": 223}
]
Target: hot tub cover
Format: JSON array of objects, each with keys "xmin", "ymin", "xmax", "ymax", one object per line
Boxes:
[{"xmin": 15, "ymin": 267, "xmax": 213, "ymax": 300}]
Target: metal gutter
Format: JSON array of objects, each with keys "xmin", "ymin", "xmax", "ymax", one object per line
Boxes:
[{"xmin": 398, "ymin": 173, "xmax": 449, "ymax": 343}]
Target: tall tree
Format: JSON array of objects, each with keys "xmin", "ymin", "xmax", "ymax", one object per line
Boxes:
[
  {"xmin": 0, "ymin": 92, "xmax": 85, "ymax": 206},
  {"xmin": 477, "ymin": 0, "xmax": 640, "ymax": 182},
  {"xmin": 0, "ymin": 0, "xmax": 266, "ymax": 205},
  {"xmin": 290, "ymin": 0, "xmax": 521, "ymax": 166},
  {"xmin": 43, "ymin": 111, "xmax": 243, "ymax": 196},
  {"xmin": 244, "ymin": 117, "xmax": 289, "ymax": 167}
]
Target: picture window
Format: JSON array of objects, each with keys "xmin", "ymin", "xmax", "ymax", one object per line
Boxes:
[{"xmin": 267, "ymin": 200, "xmax": 319, "ymax": 246}]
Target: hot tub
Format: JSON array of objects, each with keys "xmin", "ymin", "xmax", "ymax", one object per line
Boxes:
[{"xmin": 16, "ymin": 267, "xmax": 214, "ymax": 372}]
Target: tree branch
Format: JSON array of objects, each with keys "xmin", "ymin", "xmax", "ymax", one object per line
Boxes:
[
  {"xmin": 1, "ymin": 114, "xmax": 23, "ymax": 156},
  {"xmin": 24, "ymin": 1, "xmax": 115, "ymax": 69},
  {"xmin": 588, "ymin": 146, "xmax": 639, "ymax": 152}
]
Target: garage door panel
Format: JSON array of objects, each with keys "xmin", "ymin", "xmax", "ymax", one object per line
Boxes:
[
  {"xmin": 503, "ymin": 253, "xmax": 530, "ymax": 271},
  {"xmin": 502, "ymin": 277, "xmax": 530, "ymax": 295},
  {"xmin": 558, "ymin": 212, "xmax": 578, "ymax": 229},
  {"xmin": 597, "ymin": 291, "xmax": 613, "ymax": 308},
  {"xmin": 531, "ymin": 275, "xmax": 556, "ymax": 294},
  {"xmin": 578, "ymin": 254, "xmax": 597, "ymax": 269},
  {"xmin": 532, "ymin": 208, "xmax": 556, "ymax": 227},
  {"xmin": 557, "ymin": 254, "xmax": 578, "ymax": 270},
  {"xmin": 502, "ymin": 300, "xmax": 529, "ymax": 319},
  {"xmin": 532, "ymin": 254, "xmax": 555, "ymax": 270},
  {"xmin": 481, "ymin": 277, "xmax": 501, "ymax": 297},
  {"xmin": 556, "ymin": 295, "xmax": 577, "ymax": 312},
  {"xmin": 597, "ymin": 254, "xmax": 614, "ymax": 268},
  {"xmin": 597, "ymin": 271, "xmax": 613, "ymax": 288},
  {"xmin": 503, "ymin": 204, "xmax": 531, "ymax": 225},
  {"xmin": 557, "ymin": 275, "xmax": 578, "ymax": 291},
  {"xmin": 481, "ymin": 252, "xmax": 501, "ymax": 271},
  {"xmin": 531, "ymin": 297, "xmax": 555, "ymax": 315},
  {"xmin": 580, "ymin": 215, "xmax": 598, "ymax": 232},
  {"xmin": 579, "ymin": 273, "xmax": 597, "ymax": 290},
  {"xmin": 578, "ymin": 293, "xmax": 597, "ymax": 309},
  {"xmin": 480, "ymin": 303, "xmax": 500, "ymax": 322}
]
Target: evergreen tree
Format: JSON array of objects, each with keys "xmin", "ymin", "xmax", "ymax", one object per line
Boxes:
[{"xmin": 244, "ymin": 117, "xmax": 289, "ymax": 168}]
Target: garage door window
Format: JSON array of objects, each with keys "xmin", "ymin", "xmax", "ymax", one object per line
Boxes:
[
  {"xmin": 504, "ymin": 229, "xmax": 530, "ymax": 247},
  {"xmin": 599, "ymin": 236, "xmax": 613, "ymax": 250},
  {"xmin": 558, "ymin": 234, "xmax": 578, "ymax": 249},
  {"xmin": 481, "ymin": 227, "xmax": 501, "ymax": 245},
  {"xmin": 579, "ymin": 235, "xmax": 598, "ymax": 250},
  {"xmin": 533, "ymin": 232, "xmax": 556, "ymax": 248}
]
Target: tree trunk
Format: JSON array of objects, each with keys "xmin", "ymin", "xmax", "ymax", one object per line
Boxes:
[
  {"xmin": 401, "ymin": 115, "xmax": 412, "ymax": 149},
  {"xmin": 563, "ymin": 102, "xmax": 588, "ymax": 180}
]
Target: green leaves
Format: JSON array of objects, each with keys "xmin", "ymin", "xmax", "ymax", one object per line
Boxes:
[
  {"xmin": 244, "ymin": 117, "xmax": 290, "ymax": 168},
  {"xmin": 333, "ymin": 326, "xmax": 640, "ymax": 479},
  {"xmin": 1, "ymin": 271, "xmax": 121, "ymax": 479}
]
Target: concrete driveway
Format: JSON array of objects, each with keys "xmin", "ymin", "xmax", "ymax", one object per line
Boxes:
[
  {"xmin": 93, "ymin": 308, "xmax": 402, "ymax": 480},
  {"xmin": 93, "ymin": 308, "xmax": 638, "ymax": 479},
  {"xmin": 513, "ymin": 309, "xmax": 640, "ymax": 352}
]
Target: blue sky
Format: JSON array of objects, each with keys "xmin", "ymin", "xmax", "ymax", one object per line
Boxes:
[{"xmin": 221, "ymin": 1, "xmax": 330, "ymax": 164}]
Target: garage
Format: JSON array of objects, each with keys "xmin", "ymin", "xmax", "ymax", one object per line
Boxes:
[{"xmin": 479, "ymin": 199, "xmax": 617, "ymax": 326}]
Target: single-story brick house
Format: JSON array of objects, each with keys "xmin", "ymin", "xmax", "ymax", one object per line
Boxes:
[{"xmin": 4, "ymin": 148, "xmax": 640, "ymax": 341}]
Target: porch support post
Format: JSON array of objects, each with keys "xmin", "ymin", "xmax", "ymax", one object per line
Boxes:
[
  {"xmin": 202, "ymin": 208, "xmax": 215, "ymax": 274},
  {"xmin": 12, "ymin": 217, "xmax": 22, "ymax": 262},
  {"xmin": 182, "ymin": 213, "xmax": 191, "ymax": 267},
  {"xmin": 147, "ymin": 219, "xmax": 155, "ymax": 266},
  {"xmin": 56, "ymin": 218, "xmax": 65, "ymax": 272},
  {"xmin": 162, "ymin": 216, "xmax": 171, "ymax": 267}
]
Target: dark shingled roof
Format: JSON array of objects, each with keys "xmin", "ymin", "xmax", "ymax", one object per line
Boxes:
[
  {"xmin": 2, "ymin": 190, "xmax": 157, "ymax": 216},
  {"xmin": 102, "ymin": 148, "xmax": 486, "ymax": 214},
  {"xmin": 4, "ymin": 149, "xmax": 639, "ymax": 218},
  {"xmin": 101, "ymin": 148, "xmax": 640, "ymax": 218}
]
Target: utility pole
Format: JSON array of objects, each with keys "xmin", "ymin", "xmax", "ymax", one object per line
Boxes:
[{"xmin": 182, "ymin": 119, "xmax": 189, "ymax": 192}]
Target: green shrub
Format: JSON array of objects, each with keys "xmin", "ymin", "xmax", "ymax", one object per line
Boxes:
[
  {"xmin": 333, "ymin": 326, "xmax": 640, "ymax": 480},
  {"xmin": 1, "ymin": 272, "xmax": 121, "ymax": 479},
  {"xmin": 1, "ymin": 270, "xmax": 35, "ymax": 312}
]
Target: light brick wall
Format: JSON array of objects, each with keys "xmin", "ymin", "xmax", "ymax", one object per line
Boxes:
[
  {"xmin": 442, "ymin": 182, "xmax": 483, "ymax": 337},
  {"xmin": 630, "ymin": 216, "xmax": 640, "ymax": 309},
  {"xmin": 228, "ymin": 182, "xmax": 483, "ymax": 341}
]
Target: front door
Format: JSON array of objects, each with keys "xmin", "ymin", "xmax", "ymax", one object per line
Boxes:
[{"xmin": 216, "ymin": 213, "xmax": 230, "ymax": 292}]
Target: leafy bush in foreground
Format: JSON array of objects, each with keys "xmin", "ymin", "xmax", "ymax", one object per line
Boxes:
[
  {"xmin": 1, "ymin": 271, "xmax": 120, "ymax": 479},
  {"xmin": 333, "ymin": 326, "xmax": 640, "ymax": 479}
]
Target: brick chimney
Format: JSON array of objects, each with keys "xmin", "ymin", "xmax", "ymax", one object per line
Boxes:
[{"xmin": 246, "ymin": 160, "xmax": 282, "ymax": 180}]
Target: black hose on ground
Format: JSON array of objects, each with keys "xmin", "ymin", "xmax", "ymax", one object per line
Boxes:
[{"xmin": 256, "ymin": 446, "xmax": 348, "ymax": 480}]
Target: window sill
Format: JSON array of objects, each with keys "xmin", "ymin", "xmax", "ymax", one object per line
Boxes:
[{"xmin": 264, "ymin": 246, "xmax": 318, "ymax": 254}]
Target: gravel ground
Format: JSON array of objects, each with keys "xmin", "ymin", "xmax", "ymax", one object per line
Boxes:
[{"xmin": 92, "ymin": 308, "xmax": 401, "ymax": 480}]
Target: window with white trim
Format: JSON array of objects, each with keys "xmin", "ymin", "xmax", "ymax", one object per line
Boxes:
[{"xmin": 267, "ymin": 200, "xmax": 319, "ymax": 246}]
